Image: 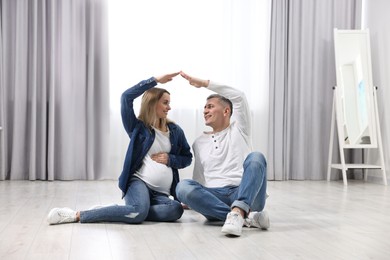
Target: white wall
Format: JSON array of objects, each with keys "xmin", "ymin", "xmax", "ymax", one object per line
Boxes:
[
  {"xmin": 362, "ymin": 0, "xmax": 390, "ymax": 183},
  {"xmin": 107, "ymin": 0, "xmax": 271, "ymax": 179}
]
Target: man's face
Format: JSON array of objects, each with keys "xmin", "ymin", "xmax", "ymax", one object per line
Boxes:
[{"xmin": 203, "ymin": 98, "xmax": 228, "ymax": 129}]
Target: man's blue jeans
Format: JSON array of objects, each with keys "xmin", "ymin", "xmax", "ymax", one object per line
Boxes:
[
  {"xmin": 80, "ymin": 178, "xmax": 183, "ymax": 223},
  {"xmin": 176, "ymin": 152, "xmax": 267, "ymax": 221}
]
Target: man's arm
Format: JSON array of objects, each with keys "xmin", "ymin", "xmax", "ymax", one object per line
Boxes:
[
  {"xmin": 180, "ymin": 71, "xmax": 251, "ymax": 136},
  {"xmin": 192, "ymin": 142, "xmax": 205, "ymax": 185},
  {"xmin": 180, "ymin": 71, "xmax": 209, "ymax": 88}
]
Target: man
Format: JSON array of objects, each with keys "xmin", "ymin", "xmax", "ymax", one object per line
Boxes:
[{"xmin": 176, "ymin": 71, "xmax": 269, "ymax": 237}]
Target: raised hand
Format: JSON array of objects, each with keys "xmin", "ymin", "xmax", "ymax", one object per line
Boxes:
[
  {"xmin": 155, "ymin": 72, "xmax": 180, "ymax": 84},
  {"xmin": 180, "ymin": 71, "xmax": 209, "ymax": 88}
]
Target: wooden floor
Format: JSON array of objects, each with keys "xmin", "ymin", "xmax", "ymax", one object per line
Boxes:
[{"xmin": 0, "ymin": 180, "xmax": 389, "ymax": 260}]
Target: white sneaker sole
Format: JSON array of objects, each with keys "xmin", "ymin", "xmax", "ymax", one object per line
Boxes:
[{"xmin": 221, "ymin": 225, "xmax": 242, "ymax": 236}]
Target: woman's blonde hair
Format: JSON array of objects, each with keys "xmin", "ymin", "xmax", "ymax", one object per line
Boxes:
[{"xmin": 138, "ymin": 87, "xmax": 172, "ymax": 129}]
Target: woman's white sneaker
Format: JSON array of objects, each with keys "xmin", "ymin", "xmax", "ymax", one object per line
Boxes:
[{"xmin": 47, "ymin": 207, "xmax": 77, "ymax": 225}]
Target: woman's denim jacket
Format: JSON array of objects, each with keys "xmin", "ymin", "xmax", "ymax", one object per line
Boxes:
[{"xmin": 118, "ymin": 77, "xmax": 193, "ymax": 199}]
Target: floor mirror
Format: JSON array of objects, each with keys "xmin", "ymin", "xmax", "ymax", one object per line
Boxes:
[{"xmin": 327, "ymin": 29, "xmax": 387, "ymax": 185}]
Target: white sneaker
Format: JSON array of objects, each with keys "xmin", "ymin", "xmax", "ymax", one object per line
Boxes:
[
  {"xmin": 47, "ymin": 207, "xmax": 77, "ymax": 225},
  {"xmin": 221, "ymin": 211, "xmax": 244, "ymax": 236},
  {"xmin": 246, "ymin": 211, "xmax": 270, "ymax": 230}
]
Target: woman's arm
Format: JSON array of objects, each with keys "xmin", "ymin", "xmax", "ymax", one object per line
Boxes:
[{"xmin": 120, "ymin": 77, "xmax": 157, "ymax": 135}]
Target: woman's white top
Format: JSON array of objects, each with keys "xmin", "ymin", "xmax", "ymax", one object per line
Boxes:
[{"xmin": 134, "ymin": 127, "xmax": 172, "ymax": 195}]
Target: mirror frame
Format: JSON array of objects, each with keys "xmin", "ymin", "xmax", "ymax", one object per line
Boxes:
[{"xmin": 333, "ymin": 29, "xmax": 377, "ymax": 148}]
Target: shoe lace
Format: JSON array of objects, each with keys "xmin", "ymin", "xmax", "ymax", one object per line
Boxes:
[
  {"xmin": 226, "ymin": 212, "xmax": 240, "ymax": 225},
  {"xmin": 58, "ymin": 209, "xmax": 74, "ymax": 219}
]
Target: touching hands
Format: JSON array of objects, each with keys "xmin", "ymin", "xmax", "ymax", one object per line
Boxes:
[{"xmin": 154, "ymin": 71, "xmax": 209, "ymax": 88}]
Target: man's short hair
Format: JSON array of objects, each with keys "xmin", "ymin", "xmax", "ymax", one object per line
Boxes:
[{"xmin": 207, "ymin": 94, "xmax": 233, "ymax": 117}]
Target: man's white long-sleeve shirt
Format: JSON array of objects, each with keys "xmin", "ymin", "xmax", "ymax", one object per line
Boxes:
[{"xmin": 192, "ymin": 81, "xmax": 253, "ymax": 188}]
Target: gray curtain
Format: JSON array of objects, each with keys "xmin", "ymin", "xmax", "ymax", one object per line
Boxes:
[
  {"xmin": 0, "ymin": 0, "xmax": 109, "ymax": 180},
  {"xmin": 0, "ymin": 1, "xmax": 4, "ymax": 177},
  {"xmin": 268, "ymin": 0, "xmax": 362, "ymax": 180}
]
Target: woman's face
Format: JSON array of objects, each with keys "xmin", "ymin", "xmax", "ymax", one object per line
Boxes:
[{"xmin": 155, "ymin": 93, "xmax": 171, "ymax": 119}]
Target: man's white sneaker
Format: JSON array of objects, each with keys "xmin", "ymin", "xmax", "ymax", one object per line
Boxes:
[
  {"xmin": 47, "ymin": 207, "xmax": 77, "ymax": 225},
  {"xmin": 246, "ymin": 211, "xmax": 270, "ymax": 230},
  {"xmin": 221, "ymin": 211, "xmax": 244, "ymax": 236}
]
